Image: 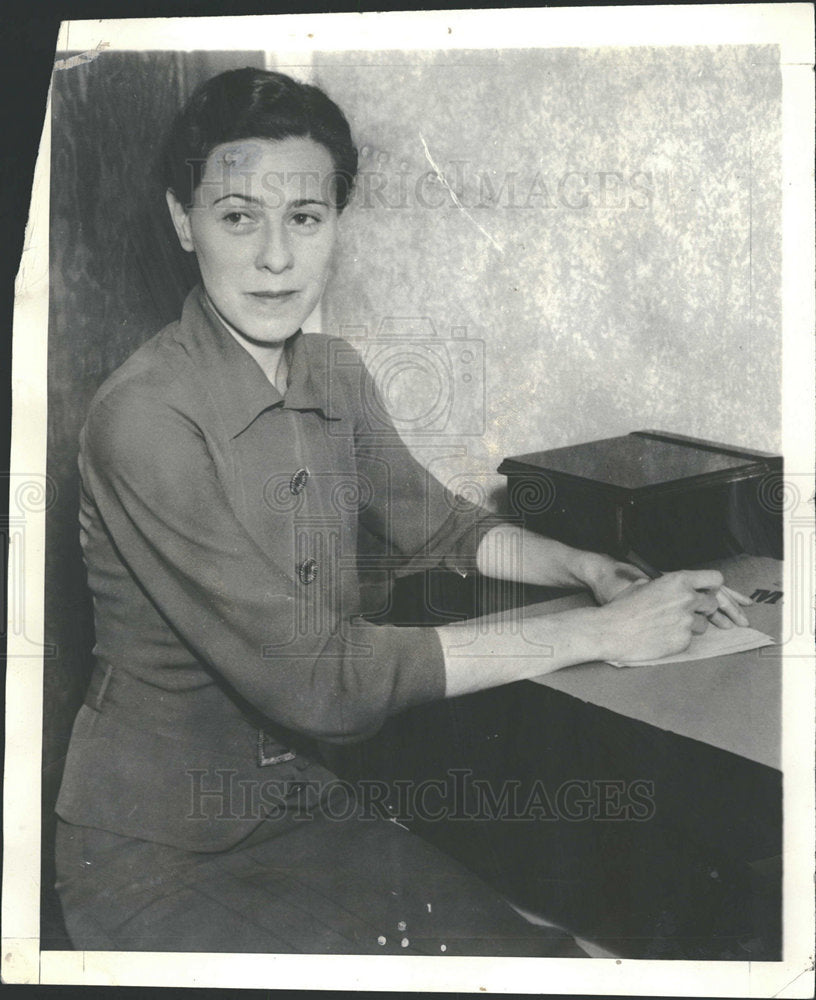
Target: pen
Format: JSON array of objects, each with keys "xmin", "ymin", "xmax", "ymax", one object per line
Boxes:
[
  {"xmin": 624, "ymin": 549, "xmax": 662, "ymax": 580},
  {"xmin": 625, "ymin": 548, "xmax": 711, "ymax": 630}
]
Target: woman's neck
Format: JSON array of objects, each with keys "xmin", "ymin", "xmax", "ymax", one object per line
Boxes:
[
  {"xmin": 204, "ymin": 291, "xmax": 290, "ymax": 392},
  {"xmin": 231, "ymin": 333, "xmax": 288, "ymax": 391}
]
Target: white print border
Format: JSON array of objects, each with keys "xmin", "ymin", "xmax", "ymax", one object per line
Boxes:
[{"xmin": 4, "ymin": 5, "xmax": 815, "ymax": 998}]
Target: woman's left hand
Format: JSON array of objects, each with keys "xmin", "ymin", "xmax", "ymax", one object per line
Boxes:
[
  {"xmin": 585, "ymin": 554, "xmax": 753, "ymax": 629},
  {"xmin": 583, "ymin": 554, "xmax": 649, "ymax": 605}
]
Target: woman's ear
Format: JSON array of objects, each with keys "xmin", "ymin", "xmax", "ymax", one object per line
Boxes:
[{"xmin": 165, "ymin": 189, "xmax": 195, "ymax": 253}]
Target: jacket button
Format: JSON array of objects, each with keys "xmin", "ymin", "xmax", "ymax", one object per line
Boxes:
[
  {"xmin": 290, "ymin": 468, "xmax": 309, "ymax": 495},
  {"xmin": 298, "ymin": 558, "xmax": 318, "ymax": 585}
]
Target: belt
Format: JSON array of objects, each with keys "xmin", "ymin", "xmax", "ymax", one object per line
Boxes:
[{"xmin": 83, "ymin": 664, "xmax": 309, "ymax": 769}]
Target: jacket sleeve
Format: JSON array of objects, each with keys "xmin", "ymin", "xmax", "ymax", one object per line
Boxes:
[
  {"xmin": 81, "ymin": 383, "xmax": 446, "ymax": 743},
  {"xmin": 348, "ymin": 351, "xmax": 499, "ymax": 578}
]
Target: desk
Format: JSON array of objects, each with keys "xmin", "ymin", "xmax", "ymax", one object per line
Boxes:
[
  {"xmin": 477, "ymin": 554, "xmax": 782, "ymax": 770},
  {"xmin": 330, "ymin": 557, "xmax": 782, "ymax": 959}
]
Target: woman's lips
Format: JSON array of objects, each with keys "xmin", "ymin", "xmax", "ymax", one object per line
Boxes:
[{"xmin": 248, "ymin": 290, "xmax": 298, "ymax": 301}]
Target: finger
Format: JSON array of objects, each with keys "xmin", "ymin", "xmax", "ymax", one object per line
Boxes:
[
  {"xmin": 707, "ymin": 609, "xmax": 734, "ymax": 629},
  {"xmin": 617, "ymin": 562, "xmax": 650, "ymax": 583},
  {"xmin": 606, "ymin": 578, "xmax": 649, "ymax": 604},
  {"xmin": 691, "ymin": 613, "xmax": 709, "ymax": 634},
  {"xmin": 721, "ymin": 584, "xmax": 754, "ymax": 607},
  {"xmin": 684, "ymin": 569, "xmax": 725, "ymax": 591},
  {"xmin": 715, "ymin": 589, "xmax": 750, "ymax": 627},
  {"xmin": 695, "ymin": 591, "xmax": 719, "ymax": 617}
]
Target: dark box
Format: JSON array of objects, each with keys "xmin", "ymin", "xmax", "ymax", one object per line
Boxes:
[{"xmin": 498, "ymin": 430, "xmax": 783, "ymax": 570}]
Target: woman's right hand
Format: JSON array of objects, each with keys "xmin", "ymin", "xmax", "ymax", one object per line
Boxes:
[
  {"xmin": 591, "ymin": 570, "xmax": 723, "ymax": 663},
  {"xmin": 440, "ymin": 568, "xmax": 725, "ymax": 697}
]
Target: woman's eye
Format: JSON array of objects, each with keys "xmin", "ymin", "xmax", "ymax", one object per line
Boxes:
[
  {"xmin": 221, "ymin": 210, "xmax": 253, "ymax": 228},
  {"xmin": 291, "ymin": 213, "xmax": 320, "ymax": 228}
]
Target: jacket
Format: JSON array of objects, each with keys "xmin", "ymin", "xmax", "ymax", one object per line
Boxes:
[{"xmin": 56, "ymin": 287, "xmax": 494, "ymax": 850}]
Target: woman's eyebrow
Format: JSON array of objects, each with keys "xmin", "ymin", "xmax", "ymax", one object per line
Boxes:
[
  {"xmin": 211, "ymin": 193, "xmax": 331, "ymax": 209},
  {"xmin": 289, "ymin": 198, "xmax": 331, "ymax": 209},
  {"xmin": 212, "ymin": 192, "xmax": 263, "ymax": 207}
]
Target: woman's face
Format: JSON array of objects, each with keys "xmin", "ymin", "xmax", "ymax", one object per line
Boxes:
[{"xmin": 167, "ymin": 136, "xmax": 339, "ymax": 346}]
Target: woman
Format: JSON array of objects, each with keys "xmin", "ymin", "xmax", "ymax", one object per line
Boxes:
[{"xmin": 55, "ymin": 68, "xmax": 749, "ymax": 956}]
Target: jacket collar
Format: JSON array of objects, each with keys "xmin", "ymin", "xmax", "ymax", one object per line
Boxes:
[{"xmin": 173, "ymin": 286, "xmax": 341, "ymax": 438}]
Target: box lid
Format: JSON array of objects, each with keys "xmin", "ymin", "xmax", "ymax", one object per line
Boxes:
[{"xmin": 497, "ymin": 430, "xmax": 781, "ymax": 497}]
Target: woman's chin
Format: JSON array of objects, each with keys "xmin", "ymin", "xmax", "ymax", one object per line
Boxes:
[
  {"xmin": 238, "ymin": 325, "xmax": 299, "ymax": 347},
  {"xmin": 216, "ymin": 306, "xmax": 302, "ymax": 347}
]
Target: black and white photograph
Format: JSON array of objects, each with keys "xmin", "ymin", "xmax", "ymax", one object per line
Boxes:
[{"xmin": 3, "ymin": 5, "xmax": 814, "ymax": 994}]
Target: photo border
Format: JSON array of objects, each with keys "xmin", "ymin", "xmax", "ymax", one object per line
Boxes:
[{"xmin": 4, "ymin": 4, "xmax": 814, "ymax": 994}]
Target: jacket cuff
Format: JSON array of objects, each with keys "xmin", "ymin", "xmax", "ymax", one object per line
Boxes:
[
  {"xmin": 379, "ymin": 622, "xmax": 447, "ymax": 712},
  {"xmin": 439, "ymin": 510, "xmax": 502, "ymax": 578},
  {"xmin": 317, "ymin": 623, "xmax": 447, "ymax": 746}
]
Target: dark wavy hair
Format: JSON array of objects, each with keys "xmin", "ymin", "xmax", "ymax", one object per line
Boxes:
[{"xmin": 160, "ymin": 68, "xmax": 358, "ymax": 211}]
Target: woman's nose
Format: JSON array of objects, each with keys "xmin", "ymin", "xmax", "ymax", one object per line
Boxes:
[{"xmin": 255, "ymin": 221, "xmax": 294, "ymax": 273}]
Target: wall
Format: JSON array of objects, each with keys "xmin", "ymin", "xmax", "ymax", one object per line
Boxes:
[{"xmin": 314, "ymin": 46, "xmax": 781, "ymax": 508}]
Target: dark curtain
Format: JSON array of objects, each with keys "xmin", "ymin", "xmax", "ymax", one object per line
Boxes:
[{"xmin": 42, "ymin": 49, "xmax": 265, "ymax": 948}]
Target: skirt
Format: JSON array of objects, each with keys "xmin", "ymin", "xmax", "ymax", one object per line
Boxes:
[{"xmin": 55, "ymin": 812, "xmax": 586, "ymax": 957}]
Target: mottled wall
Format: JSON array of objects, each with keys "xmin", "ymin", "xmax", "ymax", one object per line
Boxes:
[{"xmin": 314, "ymin": 46, "xmax": 781, "ymax": 507}]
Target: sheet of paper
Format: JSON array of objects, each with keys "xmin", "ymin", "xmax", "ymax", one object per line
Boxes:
[{"xmin": 608, "ymin": 626, "xmax": 776, "ymax": 668}]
